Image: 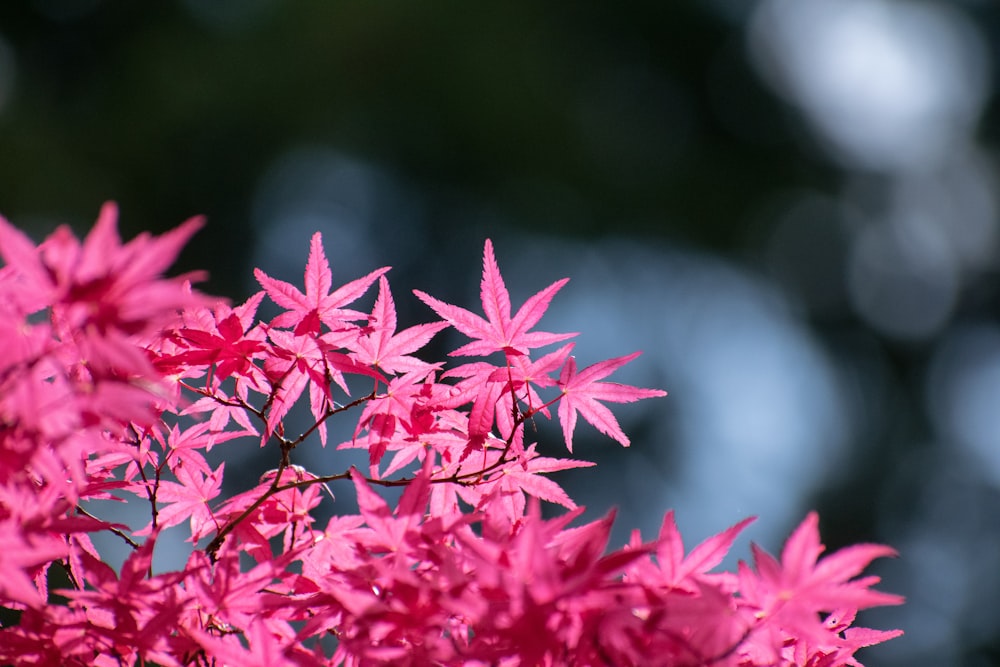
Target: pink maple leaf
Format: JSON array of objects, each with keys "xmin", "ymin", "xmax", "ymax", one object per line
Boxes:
[
  {"xmin": 738, "ymin": 512, "xmax": 904, "ymax": 654},
  {"xmin": 350, "ymin": 276, "xmax": 447, "ymax": 375},
  {"xmin": 136, "ymin": 452, "xmax": 223, "ymax": 541},
  {"xmin": 491, "ymin": 342, "xmax": 573, "ymax": 416},
  {"xmin": 161, "ymin": 291, "xmax": 269, "ymax": 385},
  {"xmin": 0, "ymin": 201, "xmax": 208, "ymax": 335},
  {"xmin": 557, "ymin": 352, "xmax": 667, "ymax": 451},
  {"xmin": 181, "ymin": 391, "xmax": 260, "ymax": 450},
  {"xmin": 351, "ymin": 456, "xmax": 434, "ymax": 554},
  {"xmin": 414, "ymin": 239, "xmax": 575, "ymax": 357},
  {"xmin": 262, "ymin": 328, "xmax": 337, "ymax": 440},
  {"xmin": 343, "ymin": 369, "xmax": 440, "ymax": 472},
  {"xmin": 432, "ymin": 342, "xmax": 574, "ymax": 453},
  {"xmin": 626, "ymin": 510, "xmax": 755, "ymax": 594},
  {"xmin": 0, "ymin": 519, "xmax": 69, "ymax": 608},
  {"xmin": 254, "ymin": 231, "xmax": 388, "ymax": 336},
  {"xmin": 475, "ymin": 443, "xmax": 596, "ymax": 523},
  {"xmin": 60, "ymin": 531, "xmax": 190, "ymax": 657},
  {"xmin": 750, "ymin": 511, "xmax": 904, "ymax": 611}
]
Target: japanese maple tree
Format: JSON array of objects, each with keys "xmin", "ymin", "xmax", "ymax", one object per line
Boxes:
[{"xmin": 0, "ymin": 203, "xmax": 903, "ymax": 666}]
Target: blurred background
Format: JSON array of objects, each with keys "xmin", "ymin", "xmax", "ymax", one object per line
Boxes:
[{"xmin": 2, "ymin": 1, "xmax": 999, "ymax": 664}]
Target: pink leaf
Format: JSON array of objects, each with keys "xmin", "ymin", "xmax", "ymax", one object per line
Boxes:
[
  {"xmin": 414, "ymin": 239, "xmax": 575, "ymax": 357},
  {"xmin": 557, "ymin": 352, "xmax": 666, "ymax": 450}
]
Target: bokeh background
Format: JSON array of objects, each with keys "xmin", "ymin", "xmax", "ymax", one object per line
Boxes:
[{"xmin": 2, "ymin": 1, "xmax": 999, "ymax": 665}]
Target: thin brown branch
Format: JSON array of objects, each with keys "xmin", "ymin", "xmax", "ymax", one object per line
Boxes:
[{"xmin": 76, "ymin": 505, "xmax": 140, "ymax": 550}]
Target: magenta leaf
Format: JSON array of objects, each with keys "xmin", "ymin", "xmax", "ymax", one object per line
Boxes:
[
  {"xmin": 414, "ymin": 239, "xmax": 575, "ymax": 357},
  {"xmin": 254, "ymin": 231, "xmax": 388, "ymax": 335},
  {"xmin": 557, "ymin": 351, "xmax": 667, "ymax": 450}
]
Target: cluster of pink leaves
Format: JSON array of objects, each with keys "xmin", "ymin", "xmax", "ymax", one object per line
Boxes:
[{"xmin": 0, "ymin": 203, "xmax": 903, "ymax": 666}]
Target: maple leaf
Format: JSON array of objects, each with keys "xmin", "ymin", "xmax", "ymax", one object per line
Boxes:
[
  {"xmin": 414, "ymin": 239, "xmax": 575, "ymax": 357},
  {"xmin": 342, "ymin": 369, "xmax": 439, "ymax": 472},
  {"xmin": 181, "ymin": 391, "xmax": 259, "ymax": 450},
  {"xmin": 490, "ymin": 342, "xmax": 573, "ymax": 416},
  {"xmin": 453, "ymin": 500, "xmax": 655, "ymax": 665},
  {"xmin": 0, "ymin": 216, "xmax": 57, "ymax": 314},
  {"xmin": 261, "ymin": 328, "xmax": 333, "ymax": 440},
  {"xmin": 350, "ymin": 456, "xmax": 434, "ymax": 555},
  {"xmin": 737, "ymin": 512, "xmax": 903, "ymax": 653},
  {"xmin": 211, "ymin": 467, "xmax": 323, "ymax": 561},
  {"xmin": 557, "ymin": 351, "xmax": 667, "ymax": 451},
  {"xmin": 374, "ymin": 376, "xmax": 470, "ymax": 478},
  {"xmin": 476, "ymin": 443, "xmax": 596, "ymax": 523},
  {"xmin": 0, "ymin": 201, "xmax": 209, "ymax": 335},
  {"xmin": 0, "ymin": 519, "xmax": 69, "ymax": 608},
  {"xmin": 60, "ymin": 531, "xmax": 190, "ymax": 658},
  {"xmin": 429, "ymin": 343, "xmax": 572, "ymax": 454},
  {"xmin": 254, "ymin": 231, "xmax": 388, "ymax": 335},
  {"xmin": 754, "ymin": 511, "xmax": 903, "ymax": 610},
  {"xmin": 639, "ymin": 510, "xmax": 755, "ymax": 592},
  {"xmin": 350, "ymin": 276, "xmax": 448, "ymax": 375},
  {"xmin": 136, "ymin": 451, "xmax": 224, "ymax": 541},
  {"xmin": 161, "ymin": 291, "xmax": 269, "ymax": 385}
]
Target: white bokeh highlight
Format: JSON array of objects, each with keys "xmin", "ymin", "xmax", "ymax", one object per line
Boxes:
[{"xmin": 748, "ymin": 0, "xmax": 989, "ymax": 172}]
